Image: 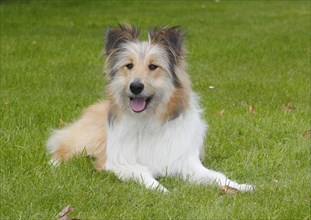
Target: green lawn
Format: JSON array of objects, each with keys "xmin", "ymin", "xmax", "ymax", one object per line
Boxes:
[{"xmin": 1, "ymin": 1, "xmax": 310, "ymax": 219}]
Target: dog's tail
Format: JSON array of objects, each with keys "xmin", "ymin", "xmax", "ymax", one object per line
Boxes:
[{"xmin": 46, "ymin": 101, "xmax": 108, "ymax": 170}]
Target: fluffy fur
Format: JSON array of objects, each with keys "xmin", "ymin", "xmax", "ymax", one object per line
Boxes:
[{"xmin": 47, "ymin": 24, "xmax": 254, "ymax": 193}]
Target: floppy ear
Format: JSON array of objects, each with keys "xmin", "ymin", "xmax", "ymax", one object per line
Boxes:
[
  {"xmin": 148, "ymin": 26, "xmax": 184, "ymax": 59},
  {"xmin": 105, "ymin": 23, "xmax": 140, "ymax": 55}
]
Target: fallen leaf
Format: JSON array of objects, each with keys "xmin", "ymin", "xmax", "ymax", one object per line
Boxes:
[
  {"xmin": 281, "ymin": 103, "xmax": 295, "ymax": 112},
  {"xmin": 303, "ymin": 129, "xmax": 311, "ymax": 139},
  {"xmin": 58, "ymin": 205, "xmax": 78, "ymax": 220},
  {"xmin": 220, "ymin": 185, "xmax": 239, "ymax": 195},
  {"xmin": 218, "ymin": 109, "xmax": 225, "ymax": 117},
  {"xmin": 59, "ymin": 119, "xmax": 66, "ymax": 127},
  {"xmin": 249, "ymin": 105, "xmax": 256, "ymax": 114}
]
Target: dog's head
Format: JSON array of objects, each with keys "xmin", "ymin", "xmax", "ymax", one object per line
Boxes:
[{"xmin": 104, "ymin": 24, "xmax": 190, "ymax": 122}]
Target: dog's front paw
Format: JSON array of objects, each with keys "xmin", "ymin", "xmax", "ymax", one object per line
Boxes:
[
  {"xmin": 155, "ymin": 184, "xmax": 169, "ymax": 194},
  {"xmin": 238, "ymin": 183, "xmax": 255, "ymax": 192}
]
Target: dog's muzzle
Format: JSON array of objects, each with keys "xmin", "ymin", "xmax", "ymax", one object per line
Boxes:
[{"xmin": 129, "ymin": 79, "xmax": 152, "ymax": 113}]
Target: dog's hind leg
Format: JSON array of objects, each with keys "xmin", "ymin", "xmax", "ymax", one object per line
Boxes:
[{"xmin": 46, "ymin": 101, "xmax": 109, "ymax": 167}]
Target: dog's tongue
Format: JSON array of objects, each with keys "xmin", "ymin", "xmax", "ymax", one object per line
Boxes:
[{"xmin": 130, "ymin": 97, "xmax": 146, "ymax": 112}]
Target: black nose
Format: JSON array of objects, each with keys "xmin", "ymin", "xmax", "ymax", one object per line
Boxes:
[{"xmin": 130, "ymin": 80, "xmax": 144, "ymax": 95}]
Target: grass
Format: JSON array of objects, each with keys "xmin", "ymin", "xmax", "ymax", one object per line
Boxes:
[{"xmin": 1, "ymin": 0, "xmax": 310, "ymax": 219}]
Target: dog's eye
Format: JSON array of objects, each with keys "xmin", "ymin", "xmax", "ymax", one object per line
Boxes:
[
  {"xmin": 149, "ymin": 64, "xmax": 158, "ymax": 71},
  {"xmin": 126, "ymin": 63, "xmax": 133, "ymax": 70}
]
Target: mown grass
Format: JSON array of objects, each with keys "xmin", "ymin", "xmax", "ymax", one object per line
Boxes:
[{"xmin": 1, "ymin": 1, "xmax": 310, "ymax": 219}]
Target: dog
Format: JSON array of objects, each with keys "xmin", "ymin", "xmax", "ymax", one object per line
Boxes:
[{"xmin": 47, "ymin": 24, "xmax": 254, "ymax": 193}]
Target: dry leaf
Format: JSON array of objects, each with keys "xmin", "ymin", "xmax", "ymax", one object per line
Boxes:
[
  {"xmin": 58, "ymin": 205, "xmax": 78, "ymax": 220},
  {"xmin": 249, "ymin": 105, "xmax": 256, "ymax": 114},
  {"xmin": 220, "ymin": 185, "xmax": 239, "ymax": 195},
  {"xmin": 59, "ymin": 119, "xmax": 66, "ymax": 127},
  {"xmin": 281, "ymin": 103, "xmax": 295, "ymax": 112},
  {"xmin": 218, "ymin": 109, "xmax": 225, "ymax": 117},
  {"xmin": 303, "ymin": 129, "xmax": 311, "ymax": 139}
]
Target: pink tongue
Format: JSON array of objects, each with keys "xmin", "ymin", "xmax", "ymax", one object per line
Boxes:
[{"xmin": 130, "ymin": 97, "xmax": 146, "ymax": 112}]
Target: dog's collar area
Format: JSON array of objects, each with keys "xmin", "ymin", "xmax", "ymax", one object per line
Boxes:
[{"xmin": 129, "ymin": 96, "xmax": 152, "ymax": 113}]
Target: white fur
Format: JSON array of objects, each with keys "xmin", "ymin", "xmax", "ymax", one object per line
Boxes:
[{"xmin": 104, "ymin": 93, "xmax": 253, "ymax": 192}]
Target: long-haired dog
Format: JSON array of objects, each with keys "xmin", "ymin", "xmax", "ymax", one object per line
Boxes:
[{"xmin": 47, "ymin": 24, "xmax": 253, "ymax": 193}]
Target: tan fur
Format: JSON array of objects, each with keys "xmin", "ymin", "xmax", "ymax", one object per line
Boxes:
[
  {"xmin": 50, "ymin": 101, "xmax": 109, "ymax": 169},
  {"xmin": 159, "ymin": 87, "xmax": 189, "ymax": 122},
  {"xmin": 159, "ymin": 60, "xmax": 192, "ymax": 122}
]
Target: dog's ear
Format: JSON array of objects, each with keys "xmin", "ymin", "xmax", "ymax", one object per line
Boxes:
[
  {"xmin": 148, "ymin": 26, "xmax": 184, "ymax": 59},
  {"xmin": 105, "ymin": 23, "xmax": 140, "ymax": 55}
]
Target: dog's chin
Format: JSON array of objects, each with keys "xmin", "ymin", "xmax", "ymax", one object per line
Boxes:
[{"xmin": 129, "ymin": 96, "xmax": 153, "ymax": 113}]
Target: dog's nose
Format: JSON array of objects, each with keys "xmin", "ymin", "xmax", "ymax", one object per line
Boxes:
[{"xmin": 130, "ymin": 80, "xmax": 144, "ymax": 95}]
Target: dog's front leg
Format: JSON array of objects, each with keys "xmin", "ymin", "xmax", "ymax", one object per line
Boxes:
[
  {"xmin": 186, "ymin": 160, "xmax": 254, "ymax": 192},
  {"xmin": 105, "ymin": 162, "xmax": 168, "ymax": 193}
]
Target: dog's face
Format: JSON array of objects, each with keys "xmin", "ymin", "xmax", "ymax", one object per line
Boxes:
[{"xmin": 105, "ymin": 24, "xmax": 187, "ymax": 119}]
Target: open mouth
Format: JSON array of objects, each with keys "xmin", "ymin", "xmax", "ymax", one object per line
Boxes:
[{"xmin": 129, "ymin": 96, "xmax": 152, "ymax": 113}]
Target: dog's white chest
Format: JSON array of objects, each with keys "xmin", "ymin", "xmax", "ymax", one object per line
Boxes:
[{"xmin": 105, "ymin": 102, "xmax": 207, "ymax": 177}]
